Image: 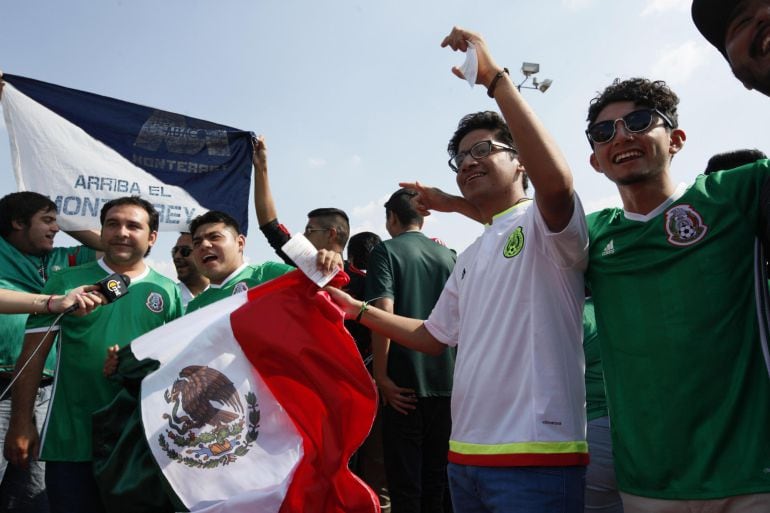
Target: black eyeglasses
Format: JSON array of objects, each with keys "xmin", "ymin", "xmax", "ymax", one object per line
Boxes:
[
  {"xmin": 449, "ymin": 140, "xmax": 517, "ymax": 172},
  {"xmin": 585, "ymin": 108, "xmax": 673, "ymax": 145},
  {"xmin": 171, "ymin": 246, "xmax": 192, "ymax": 257}
]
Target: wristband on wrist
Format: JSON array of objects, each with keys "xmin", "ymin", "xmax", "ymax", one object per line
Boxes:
[
  {"xmin": 356, "ymin": 300, "xmax": 369, "ymax": 323},
  {"xmin": 46, "ymin": 295, "xmax": 55, "ymax": 313},
  {"xmin": 487, "ymin": 68, "xmax": 510, "ymax": 98}
]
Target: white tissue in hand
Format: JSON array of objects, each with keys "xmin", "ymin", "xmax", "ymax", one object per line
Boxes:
[{"xmin": 458, "ymin": 42, "xmax": 478, "ymax": 88}]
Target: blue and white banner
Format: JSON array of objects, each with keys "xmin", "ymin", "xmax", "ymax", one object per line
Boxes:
[{"xmin": 1, "ymin": 74, "xmax": 253, "ymax": 233}]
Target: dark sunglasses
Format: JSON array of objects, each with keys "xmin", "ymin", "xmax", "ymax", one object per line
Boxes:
[
  {"xmin": 449, "ymin": 139, "xmax": 517, "ymax": 172},
  {"xmin": 171, "ymin": 246, "xmax": 192, "ymax": 257},
  {"xmin": 585, "ymin": 108, "xmax": 674, "ymax": 145}
]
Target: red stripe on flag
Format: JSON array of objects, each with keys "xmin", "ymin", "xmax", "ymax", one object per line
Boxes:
[{"xmin": 231, "ymin": 270, "xmax": 379, "ymax": 513}]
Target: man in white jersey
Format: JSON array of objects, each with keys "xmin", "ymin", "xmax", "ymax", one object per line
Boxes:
[{"xmin": 326, "ymin": 26, "xmax": 588, "ymax": 513}]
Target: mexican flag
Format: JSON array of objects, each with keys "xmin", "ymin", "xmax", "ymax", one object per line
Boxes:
[{"xmin": 93, "ymin": 270, "xmax": 379, "ymax": 513}]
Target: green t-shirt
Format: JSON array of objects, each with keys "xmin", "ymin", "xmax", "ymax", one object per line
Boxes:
[
  {"xmin": 582, "ymin": 298, "xmax": 607, "ymax": 421},
  {"xmin": 0, "ymin": 236, "xmax": 96, "ymax": 376},
  {"xmin": 365, "ymin": 231, "xmax": 456, "ymax": 397},
  {"xmin": 26, "ymin": 260, "xmax": 183, "ymax": 461},
  {"xmin": 186, "ymin": 262, "xmax": 292, "ymax": 313},
  {"xmin": 585, "ymin": 160, "xmax": 770, "ymax": 498}
]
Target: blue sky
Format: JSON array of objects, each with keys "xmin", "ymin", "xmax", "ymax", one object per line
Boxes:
[{"xmin": 1, "ymin": 0, "xmax": 768, "ymax": 279}]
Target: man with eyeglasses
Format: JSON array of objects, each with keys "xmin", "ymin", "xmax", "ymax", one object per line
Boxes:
[
  {"xmin": 325, "ymin": 26, "xmax": 589, "ymax": 512},
  {"xmin": 692, "ymin": 0, "xmax": 770, "ymax": 97},
  {"xmin": 584, "ymin": 77, "xmax": 770, "ymax": 511},
  {"xmin": 171, "ymin": 232, "xmax": 209, "ymax": 309},
  {"xmin": 252, "ymin": 135, "xmax": 350, "ymax": 260}
]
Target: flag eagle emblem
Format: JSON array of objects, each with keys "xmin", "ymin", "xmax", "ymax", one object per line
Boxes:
[{"xmin": 159, "ymin": 365, "xmax": 260, "ymax": 468}]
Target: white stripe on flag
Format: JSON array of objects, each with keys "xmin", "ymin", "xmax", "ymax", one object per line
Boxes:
[
  {"xmin": 133, "ymin": 293, "xmax": 302, "ymax": 513},
  {"xmin": 1, "ymin": 83, "xmax": 207, "ymax": 231}
]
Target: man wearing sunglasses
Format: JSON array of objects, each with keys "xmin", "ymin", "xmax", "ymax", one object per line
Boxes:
[
  {"xmin": 585, "ymin": 77, "xmax": 770, "ymax": 511},
  {"xmin": 171, "ymin": 232, "xmax": 209, "ymax": 309},
  {"xmin": 692, "ymin": 0, "xmax": 770, "ymax": 97},
  {"xmin": 326, "ymin": 26, "xmax": 589, "ymax": 512}
]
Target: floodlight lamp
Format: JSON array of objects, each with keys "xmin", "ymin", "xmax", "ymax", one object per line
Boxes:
[
  {"xmin": 537, "ymin": 78, "xmax": 553, "ymax": 93},
  {"xmin": 521, "ymin": 62, "xmax": 540, "ymax": 76}
]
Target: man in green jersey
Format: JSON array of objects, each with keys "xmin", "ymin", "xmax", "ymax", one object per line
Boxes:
[
  {"xmin": 585, "ymin": 78, "xmax": 770, "ymax": 510},
  {"xmin": 5, "ymin": 196, "xmax": 183, "ymax": 513},
  {"xmin": 365, "ymin": 188, "xmax": 456, "ymax": 513},
  {"xmin": 0, "ymin": 191, "xmax": 101, "ymax": 513},
  {"xmin": 185, "ymin": 210, "xmax": 294, "ymax": 312}
]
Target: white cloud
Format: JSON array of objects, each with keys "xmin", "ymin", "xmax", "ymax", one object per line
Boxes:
[
  {"xmin": 350, "ymin": 194, "xmax": 390, "ymax": 240},
  {"xmin": 561, "ymin": 0, "xmax": 598, "ymax": 10},
  {"xmin": 307, "ymin": 157, "xmax": 326, "ymax": 169},
  {"xmin": 641, "ymin": 0, "xmax": 689, "ymax": 16},
  {"xmin": 649, "ymin": 40, "xmax": 710, "ymax": 85},
  {"xmin": 348, "ymin": 154, "xmax": 362, "ymax": 167}
]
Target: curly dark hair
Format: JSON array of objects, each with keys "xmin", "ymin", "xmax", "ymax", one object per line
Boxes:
[
  {"xmin": 587, "ymin": 78, "xmax": 679, "ymax": 128},
  {"xmin": 447, "ymin": 111, "xmax": 527, "ymax": 191}
]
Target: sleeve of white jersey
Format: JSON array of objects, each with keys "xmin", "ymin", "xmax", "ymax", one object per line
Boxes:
[{"xmin": 532, "ymin": 193, "xmax": 589, "ymax": 271}]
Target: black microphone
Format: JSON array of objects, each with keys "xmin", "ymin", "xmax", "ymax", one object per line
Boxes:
[{"xmin": 63, "ymin": 273, "xmax": 131, "ymax": 314}]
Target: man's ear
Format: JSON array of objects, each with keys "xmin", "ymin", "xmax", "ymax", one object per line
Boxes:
[
  {"xmin": 236, "ymin": 234, "xmax": 246, "ymax": 252},
  {"xmin": 589, "ymin": 153, "xmax": 602, "ymax": 173},
  {"xmin": 669, "ymin": 129, "xmax": 686, "ymax": 156},
  {"xmin": 11, "ymin": 219, "xmax": 25, "ymax": 231}
]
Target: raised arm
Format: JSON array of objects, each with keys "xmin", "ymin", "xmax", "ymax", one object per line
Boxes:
[
  {"xmin": 252, "ymin": 134, "xmax": 279, "ymax": 226},
  {"xmin": 441, "ymin": 27, "xmax": 575, "ymax": 231}
]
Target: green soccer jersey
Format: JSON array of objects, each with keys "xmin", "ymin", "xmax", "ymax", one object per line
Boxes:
[
  {"xmin": 0, "ymin": 236, "xmax": 95, "ymax": 376},
  {"xmin": 586, "ymin": 160, "xmax": 770, "ymax": 498},
  {"xmin": 365, "ymin": 231, "xmax": 456, "ymax": 397},
  {"xmin": 186, "ymin": 262, "xmax": 292, "ymax": 313},
  {"xmin": 26, "ymin": 259, "xmax": 182, "ymax": 461},
  {"xmin": 583, "ymin": 298, "xmax": 607, "ymax": 422}
]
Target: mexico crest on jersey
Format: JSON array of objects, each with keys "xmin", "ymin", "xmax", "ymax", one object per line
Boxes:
[
  {"xmin": 232, "ymin": 281, "xmax": 249, "ymax": 295},
  {"xmin": 146, "ymin": 292, "xmax": 164, "ymax": 312},
  {"xmin": 664, "ymin": 204, "xmax": 708, "ymax": 247},
  {"xmin": 503, "ymin": 226, "xmax": 525, "ymax": 258}
]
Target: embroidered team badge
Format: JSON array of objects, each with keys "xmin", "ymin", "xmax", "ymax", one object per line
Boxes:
[
  {"xmin": 503, "ymin": 226, "xmax": 525, "ymax": 258},
  {"xmin": 232, "ymin": 281, "xmax": 249, "ymax": 295},
  {"xmin": 146, "ymin": 292, "xmax": 164, "ymax": 313},
  {"xmin": 158, "ymin": 365, "xmax": 260, "ymax": 469},
  {"xmin": 664, "ymin": 204, "xmax": 708, "ymax": 247}
]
